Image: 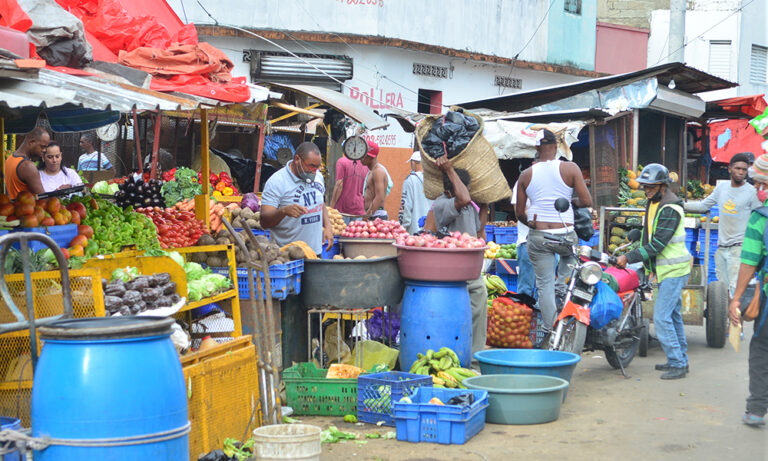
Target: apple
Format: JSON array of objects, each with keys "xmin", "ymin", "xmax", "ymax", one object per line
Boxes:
[
  {"xmin": 14, "ymin": 203, "xmax": 34, "ymax": 217},
  {"xmin": 16, "ymin": 191, "xmax": 35, "ymax": 207}
]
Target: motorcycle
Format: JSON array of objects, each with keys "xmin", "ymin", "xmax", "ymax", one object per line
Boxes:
[{"xmin": 543, "ymin": 198, "xmax": 649, "ymax": 376}]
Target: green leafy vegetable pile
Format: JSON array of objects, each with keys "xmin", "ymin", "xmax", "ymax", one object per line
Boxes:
[
  {"xmin": 161, "ymin": 167, "xmax": 202, "ymax": 207},
  {"xmin": 183, "ymin": 261, "xmax": 231, "ymax": 301}
]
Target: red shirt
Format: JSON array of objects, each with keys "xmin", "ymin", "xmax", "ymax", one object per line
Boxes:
[{"xmin": 334, "ymin": 156, "xmax": 366, "ymax": 215}]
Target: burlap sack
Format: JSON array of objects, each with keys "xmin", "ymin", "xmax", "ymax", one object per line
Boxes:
[{"xmin": 415, "ymin": 109, "xmax": 511, "ymax": 203}]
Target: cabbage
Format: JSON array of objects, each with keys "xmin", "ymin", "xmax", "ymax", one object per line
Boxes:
[
  {"xmin": 241, "ymin": 193, "xmax": 260, "ymax": 212},
  {"xmin": 92, "ymin": 181, "xmax": 111, "ymax": 195},
  {"xmin": 167, "ymin": 251, "xmax": 185, "ymax": 268},
  {"xmin": 183, "ymin": 262, "xmax": 208, "ymax": 281},
  {"xmin": 111, "ymin": 267, "xmax": 139, "ymax": 282},
  {"xmin": 108, "ymin": 183, "xmax": 120, "ymax": 195},
  {"xmin": 187, "ymin": 280, "xmax": 206, "ymax": 301},
  {"xmin": 201, "ymin": 273, "xmax": 231, "ymax": 291}
]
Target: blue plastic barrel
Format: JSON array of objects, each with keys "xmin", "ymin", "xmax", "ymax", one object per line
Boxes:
[
  {"xmin": 1, "ymin": 417, "xmax": 25, "ymax": 461},
  {"xmin": 399, "ymin": 280, "xmax": 471, "ymax": 370},
  {"xmin": 32, "ymin": 317, "xmax": 188, "ymax": 460}
]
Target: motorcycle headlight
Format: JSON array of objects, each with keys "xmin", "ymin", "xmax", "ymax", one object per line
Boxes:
[{"xmin": 579, "ymin": 262, "xmax": 603, "ymax": 286}]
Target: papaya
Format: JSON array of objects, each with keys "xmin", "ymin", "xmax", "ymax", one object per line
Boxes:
[
  {"xmin": 610, "ymin": 236, "xmax": 623, "ymax": 245},
  {"xmin": 611, "ymin": 227, "xmax": 627, "ymax": 237}
]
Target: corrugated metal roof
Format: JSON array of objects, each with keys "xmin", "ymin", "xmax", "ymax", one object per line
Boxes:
[
  {"xmin": 455, "ymin": 62, "xmax": 737, "ymax": 113},
  {"xmin": 263, "ymin": 82, "xmax": 389, "ymax": 131}
]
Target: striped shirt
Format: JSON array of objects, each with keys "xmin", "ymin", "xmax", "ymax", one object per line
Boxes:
[{"xmin": 740, "ymin": 201, "xmax": 768, "ymax": 267}]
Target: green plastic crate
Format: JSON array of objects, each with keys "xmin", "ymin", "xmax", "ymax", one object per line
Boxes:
[{"xmin": 283, "ymin": 362, "xmax": 359, "ymax": 416}]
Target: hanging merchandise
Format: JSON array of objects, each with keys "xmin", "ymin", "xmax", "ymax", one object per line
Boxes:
[{"xmin": 263, "ymin": 134, "xmax": 295, "ymax": 162}]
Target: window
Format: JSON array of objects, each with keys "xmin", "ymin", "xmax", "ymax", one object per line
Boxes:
[
  {"xmin": 751, "ymin": 44, "xmax": 767, "ymax": 84},
  {"xmin": 708, "ymin": 40, "xmax": 731, "ymax": 81},
  {"xmin": 564, "ymin": 0, "xmax": 581, "ymax": 14},
  {"xmin": 417, "ymin": 89, "xmax": 442, "ymax": 115}
]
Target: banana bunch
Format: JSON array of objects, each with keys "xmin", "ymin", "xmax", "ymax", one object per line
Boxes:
[
  {"xmin": 484, "ymin": 275, "xmax": 507, "ymax": 296},
  {"xmin": 0, "ymin": 216, "xmax": 20, "ymax": 228},
  {"xmin": 408, "ymin": 347, "xmax": 479, "ymax": 389}
]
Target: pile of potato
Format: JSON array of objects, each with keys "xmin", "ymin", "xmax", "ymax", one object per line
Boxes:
[
  {"xmin": 191, "ymin": 231, "xmax": 304, "ymax": 267},
  {"xmin": 230, "ymin": 207, "xmax": 261, "ymax": 229},
  {"xmin": 327, "ymin": 207, "xmax": 347, "ymax": 236}
]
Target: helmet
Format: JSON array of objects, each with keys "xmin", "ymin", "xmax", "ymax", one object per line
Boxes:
[{"xmin": 636, "ymin": 163, "xmax": 671, "ymax": 185}]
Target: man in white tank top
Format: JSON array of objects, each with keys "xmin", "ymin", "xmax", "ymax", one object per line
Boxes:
[{"xmin": 515, "ymin": 129, "xmax": 592, "ymax": 333}]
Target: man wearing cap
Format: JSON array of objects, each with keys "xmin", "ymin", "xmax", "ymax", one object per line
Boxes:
[
  {"xmin": 685, "ymin": 153, "xmax": 762, "ymax": 297},
  {"xmin": 399, "ymin": 150, "xmax": 432, "ymax": 234},
  {"xmin": 729, "ymin": 153, "xmax": 768, "ymax": 427},
  {"xmin": 516, "ymin": 129, "xmax": 592, "ymax": 336},
  {"xmin": 330, "ymin": 154, "xmax": 366, "ymax": 224},
  {"xmin": 362, "ymin": 140, "xmax": 393, "ymax": 220},
  {"xmin": 616, "ymin": 163, "xmax": 691, "ymax": 380}
]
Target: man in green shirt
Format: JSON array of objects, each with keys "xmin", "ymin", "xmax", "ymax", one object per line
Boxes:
[{"xmin": 729, "ymin": 153, "xmax": 768, "ymax": 427}]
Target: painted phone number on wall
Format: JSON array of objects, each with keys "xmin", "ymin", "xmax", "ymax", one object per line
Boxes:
[
  {"xmin": 363, "ymin": 134, "xmax": 399, "ymax": 147},
  {"xmin": 338, "ymin": 0, "xmax": 383, "ymax": 6}
]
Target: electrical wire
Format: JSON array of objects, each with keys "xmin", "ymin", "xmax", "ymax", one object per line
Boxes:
[
  {"xmin": 652, "ymin": 0, "xmax": 756, "ymax": 66},
  {"xmin": 499, "ymin": 0, "xmax": 556, "ymax": 95}
]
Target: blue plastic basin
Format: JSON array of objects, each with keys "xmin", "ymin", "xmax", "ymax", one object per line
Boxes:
[
  {"xmin": 0, "ymin": 417, "xmax": 25, "ymax": 461},
  {"xmin": 464, "ymin": 374, "xmax": 568, "ymax": 425},
  {"xmin": 474, "ymin": 349, "xmax": 580, "ymax": 399}
]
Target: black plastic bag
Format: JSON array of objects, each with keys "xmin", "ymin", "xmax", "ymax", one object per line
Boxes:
[
  {"xmin": 421, "ymin": 111, "xmax": 481, "ymax": 160},
  {"xmin": 572, "ymin": 204, "xmax": 595, "ymax": 241},
  {"xmin": 446, "ymin": 393, "xmax": 476, "ymax": 408},
  {"xmin": 198, "ymin": 449, "xmax": 235, "ymax": 461},
  {"xmin": 210, "ymin": 148, "xmax": 277, "ymax": 192}
]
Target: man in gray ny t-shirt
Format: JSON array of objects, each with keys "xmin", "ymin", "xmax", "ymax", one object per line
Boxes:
[
  {"xmin": 685, "ymin": 153, "xmax": 762, "ymax": 295},
  {"xmin": 260, "ymin": 142, "xmax": 334, "ymax": 255}
]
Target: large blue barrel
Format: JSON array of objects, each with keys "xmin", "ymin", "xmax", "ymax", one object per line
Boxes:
[
  {"xmin": 399, "ymin": 280, "xmax": 471, "ymax": 370},
  {"xmin": 32, "ymin": 317, "xmax": 188, "ymax": 460}
]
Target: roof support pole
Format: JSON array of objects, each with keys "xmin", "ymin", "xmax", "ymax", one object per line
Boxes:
[
  {"xmin": 632, "ymin": 109, "xmax": 640, "ymax": 171},
  {"xmin": 253, "ymin": 123, "xmax": 266, "ymax": 193},
  {"xmin": 196, "ymin": 108, "xmax": 211, "ymax": 230},
  {"xmin": 669, "ymin": 0, "xmax": 686, "ymax": 63},
  {"xmin": 0, "ymin": 117, "xmax": 4, "ymax": 194}
]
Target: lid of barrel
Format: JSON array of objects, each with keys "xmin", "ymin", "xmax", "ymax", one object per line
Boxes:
[{"xmin": 39, "ymin": 317, "xmax": 175, "ymax": 340}]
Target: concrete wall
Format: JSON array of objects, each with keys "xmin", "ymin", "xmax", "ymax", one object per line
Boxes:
[
  {"xmin": 737, "ymin": 0, "xmax": 768, "ymax": 97},
  {"xmin": 597, "ymin": 0, "xmax": 668, "ymax": 29},
  {"xmin": 547, "ymin": 0, "xmax": 598, "ymax": 71},
  {"xmin": 595, "ymin": 21, "xmax": 649, "ymax": 74},
  {"xmin": 168, "ymin": 0, "xmax": 552, "ymax": 64}
]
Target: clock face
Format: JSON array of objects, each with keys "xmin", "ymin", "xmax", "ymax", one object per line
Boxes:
[
  {"xmin": 343, "ymin": 136, "xmax": 368, "ymax": 161},
  {"xmin": 96, "ymin": 123, "xmax": 119, "ymax": 142}
]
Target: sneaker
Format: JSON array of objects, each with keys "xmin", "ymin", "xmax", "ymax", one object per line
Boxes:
[
  {"xmin": 660, "ymin": 367, "xmax": 687, "ymax": 380},
  {"xmin": 655, "ymin": 363, "xmax": 690, "ymax": 372},
  {"xmin": 743, "ymin": 413, "xmax": 766, "ymax": 427}
]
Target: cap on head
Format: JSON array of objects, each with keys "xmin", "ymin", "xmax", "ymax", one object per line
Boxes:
[
  {"xmin": 366, "ymin": 140, "xmax": 379, "ymax": 158},
  {"xmin": 749, "ymin": 153, "xmax": 768, "ymax": 182},
  {"xmin": 407, "ymin": 151, "xmax": 421, "ymax": 163},
  {"xmin": 636, "ymin": 163, "xmax": 671, "ymax": 185},
  {"xmin": 535, "ymin": 129, "xmax": 557, "ymax": 146}
]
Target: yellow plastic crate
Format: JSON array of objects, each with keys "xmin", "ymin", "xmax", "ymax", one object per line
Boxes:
[
  {"xmin": 182, "ymin": 336, "xmax": 262, "ymax": 460},
  {"xmin": 0, "ymin": 268, "xmax": 104, "ymax": 426}
]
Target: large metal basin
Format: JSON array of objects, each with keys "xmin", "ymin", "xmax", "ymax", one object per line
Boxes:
[{"xmin": 301, "ymin": 256, "xmax": 403, "ymax": 308}]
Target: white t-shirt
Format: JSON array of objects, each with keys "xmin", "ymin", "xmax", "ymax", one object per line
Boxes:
[
  {"xmin": 39, "ymin": 167, "xmax": 83, "ymax": 193},
  {"xmin": 261, "ymin": 161, "xmax": 326, "ymax": 254}
]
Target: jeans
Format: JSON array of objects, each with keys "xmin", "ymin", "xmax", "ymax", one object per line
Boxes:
[
  {"xmin": 715, "ymin": 245, "xmax": 741, "ymax": 297},
  {"xmin": 654, "ymin": 274, "xmax": 689, "ymax": 368},
  {"xmin": 747, "ymin": 328, "xmax": 768, "ymax": 416},
  {"xmin": 516, "ymin": 242, "xmax": 537, "ymax": 300},
  {"xmin": 527, "ymin": 229, "xmax": 578, "ymax": 331},
  {"xmin": 467, "ymin": 276, "xmax": 488, "ymax": 359},
  {"xmin": 342, "ymin": 216, "xmax": 362, "ymax": 225}
]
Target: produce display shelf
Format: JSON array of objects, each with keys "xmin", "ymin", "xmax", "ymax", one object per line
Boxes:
[
  {"xmin": 183, "ymin": 289, "xmax": 239, "ymax": 312},
  {"xmin": 0, "ymin": 380, "xmax": 32, "ymax": 392}
]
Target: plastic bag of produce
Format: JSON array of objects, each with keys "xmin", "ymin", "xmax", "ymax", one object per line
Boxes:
[
  {"xmin": 486, "ymin": 296, "xmax": 533, "ymax": 349},
  {"xmin": 589, "ymin": 281, "xmax": 623, "ymax": 330},
  {"xmin": 343, "ymin": 340, "xmax": 399, "ymax": 370},
  {"xmin": 365, "ymin": 310, "xmax": 400, "ymax": 343}
]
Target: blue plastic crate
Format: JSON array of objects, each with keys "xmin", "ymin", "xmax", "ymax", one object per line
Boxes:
[
  {"xmin": 210, "ymin": 260, "xmax": 303, "ymax": 300},
  {"xmin": 685, "ymin": 228, "xmax": 699, "ymax": 258},
  {"xmin": 579, "ymin": 232, "xmax": 600, "ymax": 247},
  {"xmin": 357, "ymin": 372, "xmax": 432, "ymax": 426},
  {"xmin": 321, "ymin": 237, "xmax": 340, "ymax": 259},
  {"xmin": 484, "ymin": 225, "xmax": 495, "ymax": 243},
  {"xmin": 495, "ymin": 258, "xmax": 518, "ymax": 275},
  {"xmin": 233, "ymin": 228, "xmax": 270, "ymax": 238},
  {"xmin": 494, "ymin": 227, "xmax": 517, "ymax": 244},
  {"xmin": 11, "ymin": 224, "xmax": 78, "ymax": 253},
  {"xmin": 393, "ymin": 387, "xmax": 488, "ymax": 445},
  {"xmin": 498, "ymin": 273, "xmax": 517, "ymax": 293}
]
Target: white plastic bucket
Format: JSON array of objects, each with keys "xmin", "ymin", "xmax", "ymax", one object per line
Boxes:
[{"xmin": 252, "ymin": 424, "xmax": 322, "ymax": 461}]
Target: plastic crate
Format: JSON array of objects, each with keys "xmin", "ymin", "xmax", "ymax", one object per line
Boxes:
[
  {"xmin": 209, "ymin": 260, "xmax": 303, "ymax": 300},
  {"xmin": 11, "ymin": 224, "xmax": 78, "ymax": 252},
  {"xmin": 494, "ymin": 227, "xmax": 517, "ymax": 244},
  {"xmin": 321, "ymin": 237, "xmax": 340, "ymax": 259},
  {"xmin": 579, "ymin": 232, "xmax": 599, "ymax": 247},
  {"xmin": 495, "ymin": 258, "xmax": 518, "ymax": 275},
  {"xmin": 283, "ymin": 362, "xmax": 359, "ymax": 416},
  {"xmin": 357, "ymin": 372, "xmax": 432, "ymax": 426},
  {"xmin": 685, "ymin": 228, "xmax": 699, "ymax": 258},
  {"xmin": 233, "ymin": 227, "xmax": 270, "ymax": 238},
  {"xmin": 498, "ymin": 273, "xmax": 518, "ymax": 293},
  {"xmin": 393, "ymin": 387, "xmax": 488, "ymax": 445},
  {"xmin": 484, "ymin": 225, "xmax": 495, "ymax": 243}
]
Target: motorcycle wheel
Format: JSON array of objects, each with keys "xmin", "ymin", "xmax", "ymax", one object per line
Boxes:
[
  {"xmin": 638, "ymin": 318, "xmax": 650, "ymax": 357},
  {"xmin": 554, "ymin": 317, "xmax": 587, "ymax": 354},
  {"xmin": 604, "ymin": 317, "xmax": 640, "ymax": 369}
]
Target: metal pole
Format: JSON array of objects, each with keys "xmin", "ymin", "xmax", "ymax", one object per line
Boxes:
[{"xmin": 253, "ymin": 124, "xmax": 266, "ymax": 193}]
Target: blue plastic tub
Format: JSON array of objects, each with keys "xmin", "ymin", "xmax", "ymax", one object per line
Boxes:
[
  {"xmin": 357, "ymin": 372, "xmax": 432, "ymax": 426},
  {"xmin": 393, "ymin": 387, "xmax": 488, "ymax": 444},
  {"xmin": 498, "ymin": 273, "xmax": 518, "ymax": 293},
  {"xmin": 321, "ymin": 237, "xmax": 340, "ymax": 259},
  {"xmin": 463, "ymin": 374, "xmax": 569, "ymax": 425},
  {"xmin": 11, "ymin": 224, "xmax": 78, "ymax": 253},
  {"xmin": 0, "ymin": 417, "xmax": 25, "ymax": 461},
  {"xmin": 474, "ymin": 349, "xmax": 580, "ymax": 399}
]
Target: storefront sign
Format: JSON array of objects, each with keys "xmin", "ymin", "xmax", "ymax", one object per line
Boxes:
[
  {"xmin": 336, "ymin": 0, "xmax": 384, "ymax": 7},
  {"xmin": 349, "ymin": 86, "xmax": 405, "ymax": 109}
]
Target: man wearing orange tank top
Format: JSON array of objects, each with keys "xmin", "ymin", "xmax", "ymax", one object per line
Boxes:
[{"xmin": 4, "ymin": 127, "xmax": 48, "ymax": 199}]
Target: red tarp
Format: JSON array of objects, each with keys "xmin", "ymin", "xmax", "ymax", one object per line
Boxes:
[
  {"xmin": 709, "ymin": 119, "xmax": 766, "ymax": 163},
  {"xmin": 712, "ymin": 94, "xmax": 767, "ymax": 118}
]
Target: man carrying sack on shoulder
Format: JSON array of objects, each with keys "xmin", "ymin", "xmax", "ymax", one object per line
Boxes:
[{"xmin": 729, "ymin": 153, "xmax": 768, "ymax": 428}]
